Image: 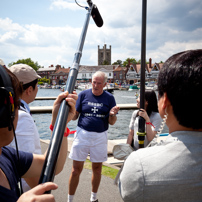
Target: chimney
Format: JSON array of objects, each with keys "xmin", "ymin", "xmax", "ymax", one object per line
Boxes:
[{"xmin": 149, "ymin": 58, "xmax": 152, "ymax": 69}]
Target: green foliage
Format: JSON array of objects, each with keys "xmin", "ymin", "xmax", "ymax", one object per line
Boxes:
[
  {"xmin": 112, "ymin": 60, "xmax": 123, "ymax": 66},
  {"xmin": 123, "ymin": 58, "xmax": 137, "ymax": 67},
  {"xmin": 38, "ymin": 77, "xmax": 50, "ymax": 84},
  {"xmin": 8, "ymin": 58, "xmax": 43, "ymax": 71},
  {"xmin": 38, "ymin": 82, "xmax": 44, "ymax": 85},
  {"xmin": 102, "ymin": 60, "xmax": 109, "ymax": 65},
  {"xmin": 113, "ymin": 57, "xmax": 156, "ymax": 67}
]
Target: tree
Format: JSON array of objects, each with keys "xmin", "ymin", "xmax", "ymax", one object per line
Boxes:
[
  {"xmin": 112, "ymin": 60, "xmax": 123, "ymax": 66},
  {"xmin": 8, "ymin": 58, "xmax": 43, "ymax": 71},
  {"xmin": 123, "ymin": 58, "xmax": 137, "ymax": 67},
  {"xmin": 102, "ymin": 60, "xmax": 109, "ymax": 65},
  {"xmin": 38, "ymin": 77, "xmax": 50, "ymax": 85}
]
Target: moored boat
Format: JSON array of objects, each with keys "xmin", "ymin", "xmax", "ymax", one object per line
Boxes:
[{"xmin": 128, "ymin": 85, "xmax": 139, "ymax": 91}]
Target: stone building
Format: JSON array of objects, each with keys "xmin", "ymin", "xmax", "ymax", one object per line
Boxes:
[{"xmin": 98, "ymin": 44, "xmax": 111, "ymax": 65}]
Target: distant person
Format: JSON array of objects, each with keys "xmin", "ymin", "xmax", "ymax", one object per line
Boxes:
[
  {"xmin": 127, "ymin": 90, "xmax": 162, "ymax": 150},
  {"xmin": 68, "ymin": 71, "xmax": 120, "ymax": 202},
  {"xmin": 0, "ymin": 64, "xmax": 77, "ymax": 202},
  {"xmin": 119, "ymin": 49, "xmax": 202, "ymax": 202},
  {"xmin": 8, "ymin": 64, "xmax": 41, "ymax": 192}
]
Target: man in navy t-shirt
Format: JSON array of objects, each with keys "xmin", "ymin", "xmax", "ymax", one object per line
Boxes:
[{"xmin": 68, "ymin": 71, "xmax": 120, "ymax": 202}]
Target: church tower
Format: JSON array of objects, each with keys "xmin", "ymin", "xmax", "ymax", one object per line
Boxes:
[{"xmin": 98, "ymin": 44, "xmax": 111, "ymax": 65}]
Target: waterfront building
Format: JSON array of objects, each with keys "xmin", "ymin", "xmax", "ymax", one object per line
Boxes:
[
  {"xmin": 126, "ymin": 58, "xmax": 163, "ymax": 84},
  {"xmin": 37, "ymin": 64, "xmax": 70, "ymax": 85},
  {"xmin": 147, "ymin": 62, "xmax": 163, "ymax": 80},
  {"xmin": 113, "ymin": 66, "xmax": 128, "ymax": 84},
  {"xmin": 77, "ymin": 65, "xmax": 118, "ymax": 83},
  {"xmin": 50, "ymin": 67, "xmax": 70, "ymax": 85},
  {"xmin": 37, "ymin": 64, "xmax": 58, "ymax": 79}
]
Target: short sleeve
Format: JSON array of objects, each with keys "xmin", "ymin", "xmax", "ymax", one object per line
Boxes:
[
  {"xmin": 150, "ymin": 112, "xmax": 162, "ymax": 132},
  {"xmin": 129, "ymin": 110, "xmax": 138, "ymax": 130},
  {"xmin": 75, "ymin": 91, "xmax": 83, "ymax": 113},
  {"xmin": 18, "ymin": 150, "xmax": 33, "ymax": 176}
]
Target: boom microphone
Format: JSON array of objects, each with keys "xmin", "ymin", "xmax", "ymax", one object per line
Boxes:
[
  {"xmin": 87, "ymin": 0, "xmax": 103, "ymax": 27},
  {"xmin": 91, "ymin": 5, "xmax": 103, "ymax": 27}
]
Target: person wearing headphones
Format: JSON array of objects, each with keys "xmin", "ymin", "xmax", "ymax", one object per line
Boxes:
[{"xmin": 0, "ymin": 65, "xmax": 77, "ymax": 202}]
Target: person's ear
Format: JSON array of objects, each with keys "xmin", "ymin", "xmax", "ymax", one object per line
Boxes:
[
  {"xmin": 162, "ymin": 93, "xmax": 167, "ymax": 109},
  {"xmin": 25, "ymin": 86, "xmax": 33, "ymax": 96}
]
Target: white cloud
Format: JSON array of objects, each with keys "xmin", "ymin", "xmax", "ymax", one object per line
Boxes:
[
  {"xmin": 0, "ymin": 0, "xmax": 201, "ymax": 67},
  {"xmin": 49, "ymin": 0, "xmax": 86, "ymax": 11},
  {"xmin": 0, "ymin": 18, "xmax": 23, "ymax": 31}
]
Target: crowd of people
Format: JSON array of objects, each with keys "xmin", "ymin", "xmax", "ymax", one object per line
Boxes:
[{"xmin": 1, "ymin": 48, "xmax": 202, "ymax": 202}]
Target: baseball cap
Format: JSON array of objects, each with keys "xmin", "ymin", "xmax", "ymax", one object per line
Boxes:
[
  {"xmin": 0, "ymin": 59, "xmax": 5, "ymax": 66},
  {"xmin": 9, "ymin": 64, "xmax": 41, "ymax": 84}
]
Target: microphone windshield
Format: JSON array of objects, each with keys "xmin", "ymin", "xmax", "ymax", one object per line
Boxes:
[{"xmin": 91, "ymin": 5, "xmax": 103, "ymax": 27}]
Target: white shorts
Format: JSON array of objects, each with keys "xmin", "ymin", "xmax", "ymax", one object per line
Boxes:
[{"xmin": 69, "ymin": 126, "xmax": 108, "ymax": 162}]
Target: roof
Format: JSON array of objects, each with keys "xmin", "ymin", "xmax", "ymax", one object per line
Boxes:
[
  {"xmin": 113, "ymin": 66, "xmax": 128, "ymax": 72},
  {"xmin": 37, "ymin": 67, "xmax": 56, "ymax": 72},
  {"xmin": 55, "ymin": 68, "xmax": 70, "ymax": 74},
  {"xmin": 79, "ymin": 65, "xmax": 119, "ymax": 72}
]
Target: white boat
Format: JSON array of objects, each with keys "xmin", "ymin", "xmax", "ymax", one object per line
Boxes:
[
  {"xmin": 145, "ymin": 84, "xmax": 158, "ymax": 91},
  {"xmin": 39, "ymin": 83, "xmax": 52, "ymax": 89},
  {"xmin": 77, "ymin": 83, "xmax": 92, "ymax": 91}
]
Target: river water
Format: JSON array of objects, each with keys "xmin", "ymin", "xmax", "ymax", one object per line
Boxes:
[{"xmin": 31, "ymin": 88, "xmax": 169, "ymax": 140}]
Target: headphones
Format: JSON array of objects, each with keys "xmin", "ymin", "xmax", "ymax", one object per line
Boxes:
[{"xmin": 0, "ymin": 65, "xmax": 15, "ymax": 131}]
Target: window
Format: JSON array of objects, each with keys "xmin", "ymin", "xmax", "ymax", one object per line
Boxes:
[{"xmin": 82, "ymin": 73, "xmax": 86, "ymax": 78}]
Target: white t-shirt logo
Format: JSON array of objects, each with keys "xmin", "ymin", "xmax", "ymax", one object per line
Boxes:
[{"xmin": 91, "ymin": 107, "xmax": 98, "ymax": 113}]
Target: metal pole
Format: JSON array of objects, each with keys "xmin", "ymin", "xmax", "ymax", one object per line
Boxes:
[
  {"xmin": 39, "ymin": 5, "xmax": 93, "ymax": 189},
  {"xmin": 138, "ymin": 0, "xmax": 147, "ymax": 148}
]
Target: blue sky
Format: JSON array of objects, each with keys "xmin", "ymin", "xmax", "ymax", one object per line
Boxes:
[{"xmin": 0, "ymin": 0, "xmax": 202, "ymax": 68}]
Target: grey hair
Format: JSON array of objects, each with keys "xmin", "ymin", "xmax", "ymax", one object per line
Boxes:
[{"xmin": 93, "ymin": 71, "xmax": 108, "ymax": 83}]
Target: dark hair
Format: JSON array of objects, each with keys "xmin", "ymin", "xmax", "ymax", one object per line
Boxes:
[
  {"xmin": 145, "ymin": 90, "xmax": 158, "ymax": 117},
  {"xmin": 22, "ymin": 79, "xmax": 38, "ymax": 91},
  {"xmin": 158, "ymin": 49, "xmax": 202, "ymax": 129},
  {"xmin": 2, "ymin": 67, "xmax": 23, "ymax": 109}
]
